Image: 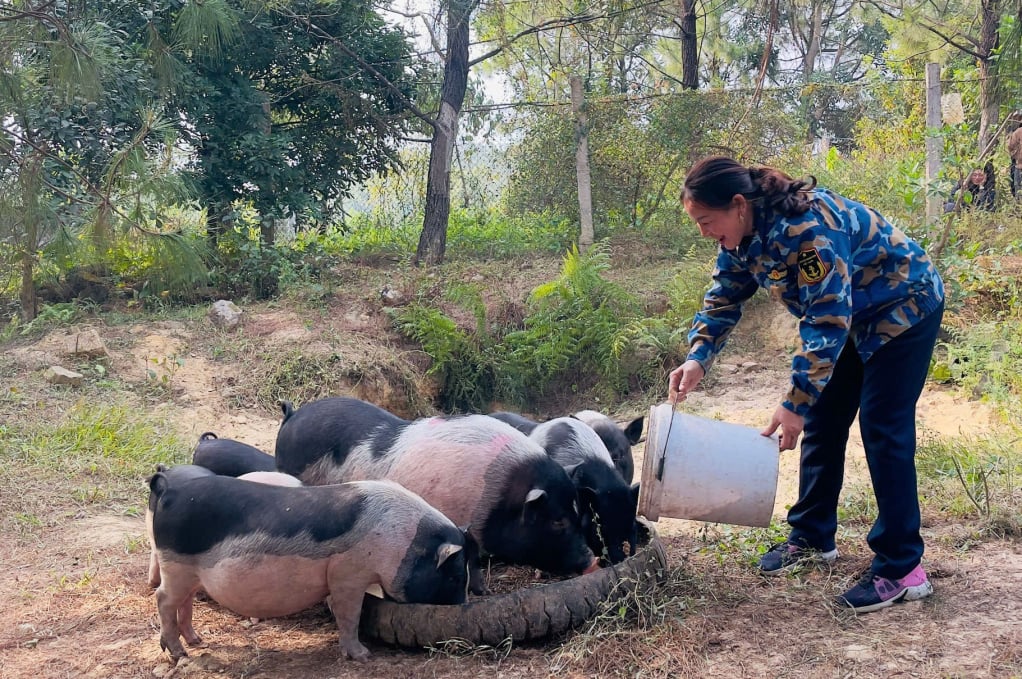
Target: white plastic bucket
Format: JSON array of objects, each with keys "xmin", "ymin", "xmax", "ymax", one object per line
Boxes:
[{"xmin": 637, "ymin": 403, "xmax": 779, "ymax": 527}]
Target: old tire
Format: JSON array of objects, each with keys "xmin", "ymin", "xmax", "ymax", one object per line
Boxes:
[{"xmin": 359, "ymin": 519, "xmax": 668, "ymax": 649}]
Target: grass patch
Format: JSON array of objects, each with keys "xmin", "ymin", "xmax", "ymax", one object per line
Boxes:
[
  {"xmin": 917, "ymin": 431, "xmax": 1022, "ymax": 537},
  {"xmin": 0, "ymin": 400, "xmax": 190, "ymax": 534}
]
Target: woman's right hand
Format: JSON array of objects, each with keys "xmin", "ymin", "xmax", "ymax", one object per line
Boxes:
[{"xmin": 668, "ymin": 359, "xmax": 705, "ymax": 404}]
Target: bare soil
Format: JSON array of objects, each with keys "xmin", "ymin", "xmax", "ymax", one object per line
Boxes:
[{"xmin": 1, "ymin": 257, "xmax": 1020, "ymax": 679}]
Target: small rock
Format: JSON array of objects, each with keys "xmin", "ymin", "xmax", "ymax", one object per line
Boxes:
[
  {"xmin": 44, "ymin": 366, "xmax": 84, "ymax": 387},
  {"xmin": 717, "ymin": 363, "xmax": 740, "ymax": 374},
  {"xmin": 63, "ymin": 329, "xmax": 109, "ymax": 359},
  {"xmin": 379, "ymin": 285, "xmax": 406, "ymax": 307},
  {"xmin": 844, "ymin": 643, "xmax": 872, "ymax": 661},
  {"xmin": 740, "ymin": 361, "xmax": 763, "ymax": 371},
  {"xmin": 209, "ymin": 300, "xmax": 243, "ymax": 329},
  {"xmin": 16, "ymin": 623, "xmax": 35, "ymax": 635}
]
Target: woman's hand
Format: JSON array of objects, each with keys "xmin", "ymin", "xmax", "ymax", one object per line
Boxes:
[
  {"xmin": 668, "ymin": 360, "xmax": 705, "ymax": 404},
  {"xmin": 762, "ymin": 405, "xmax": 804, "ymax": 451}
]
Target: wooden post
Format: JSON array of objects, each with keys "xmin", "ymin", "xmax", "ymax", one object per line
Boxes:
[
  {"xmin": 570, "ymin": 75, "xmax": 594, "ymax": 252},
  {"xmin": 925, "ymin": 63, "xmax": 942, "ymax": 225}
]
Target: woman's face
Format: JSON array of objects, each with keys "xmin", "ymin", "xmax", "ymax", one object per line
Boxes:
[
  {"xmin": 970, "ymin": 169, "xmax": 987, "ymax": 185},
  {"xmin": 684, "ymin": 196, "xmax": 752, "ymax": 250}
]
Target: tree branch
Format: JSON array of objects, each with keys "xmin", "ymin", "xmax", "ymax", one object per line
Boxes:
[{"xmin": 275, "ymin": 5, "xmax": 438, "ymax": 129}]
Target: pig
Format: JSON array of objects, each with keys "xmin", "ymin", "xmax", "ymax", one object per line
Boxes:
[
  {"xmin": 275, "ymin": 397, "xmax": 597, "ymax": 591},
  {"xmin": 487, "ymin": 410, "xmax": 540, "ymax": 435},
  {"xmin": 149, "ymin": 473, "xmax": 470, "ymax": 662},
  {"xmin": 528, "ymin": 417, "xmax": 640, "ymax": 564},
  {"xmin": 191, "ymin": 432, "xmax": 276, "ymax": 477},
  {"xmin": 147, "ymin": 466, "xmax": 303, "ymax": 588},
  {"xmin": 146, "ymin": 464, "xmax": 216, "ymax": 588},
  {"xmin": 572, "ymin": 410, "xmax": 644, "ymax": 484}
]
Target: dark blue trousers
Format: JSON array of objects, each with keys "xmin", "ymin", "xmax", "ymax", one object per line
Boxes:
[{"xmin": 786, "ymin": 305, "xmax": 944, "ymax": 579}]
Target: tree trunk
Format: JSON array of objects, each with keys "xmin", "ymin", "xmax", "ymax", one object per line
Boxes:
[
  {"xmin": 18, "ymin": 154, "xmax": 42, "ymax": 322},
  {"xmin": 977, "ymin": 0, "xmax": 1001, "ymax": 153},
  {"xmin": 570, "ymin": 76, "xmax": 594, "ymax": 252},
  {"xmin": 415, "ymin": 0, "xmax": 475, "ymax": 267},
  {"xmin": 19, "ymin": 217, "xmax": 38, "ymax": 322},
  {"xmin": 679, "ymin": 0, "xmax": 698, "ymax": 89}
]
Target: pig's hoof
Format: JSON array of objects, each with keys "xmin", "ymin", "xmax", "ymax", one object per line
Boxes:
[
  {"xmin": 160, "ymin": 638, "xmax": 188, "ymax": 661},
  {"xmin": 341, "ymin": 640, "xmax": 370, "ymax": 662},
  {"xmin": 184, "ymin": 633, "xmax": 203, "ymax": 647}
]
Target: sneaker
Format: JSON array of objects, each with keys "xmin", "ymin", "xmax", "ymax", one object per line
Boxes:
[
  {"xmin": 836, "ymin": 565, "xmax": 933, "ymax": 613},
  {"xmin": 758, "ymin": 541, "xmax": 838, "ymax": 575}
]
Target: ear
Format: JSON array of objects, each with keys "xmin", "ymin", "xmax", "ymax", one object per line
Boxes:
[
  {"xmin": 577, "ymin": 486, "xmax": 598, "ymax": 513},
  {"xmin": 436, "ymin": 542, "xmax": 464, "ymax": 568},
  {"xmin": 563, "ymin": 462, "xmax": 585, "ymax": 482},
  {"xmin": 630, "ymin": 482, "xmax": 640, "ymax": 508},
  {"xmin": 199, "ymin": 432, "xmax": 218, "ymax": 441},
  {"xmin": 624, "ymin": 417, "xmax": 644, "ymax": 444},
  {"xmin": 523, "ymin": 488, "xmax": 547, "ymax": 522}
]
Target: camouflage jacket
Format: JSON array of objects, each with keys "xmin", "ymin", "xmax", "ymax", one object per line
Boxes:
[{"xmin": 686, "ymin": 188, "xmax": 945, "ymax": 416}]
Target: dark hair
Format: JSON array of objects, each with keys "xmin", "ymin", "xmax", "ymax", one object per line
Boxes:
[{"xmin": 682, "ymin": 155, "xmax": 817, "ymax": 217}]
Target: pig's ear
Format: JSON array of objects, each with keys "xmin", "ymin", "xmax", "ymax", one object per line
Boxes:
[
  {"xmin": 436, "ymin": 542, "xmax": 464, "ymax": 568},
  {"xmin": 523, "ymin": 488, "xmax": 547, "ymax": 521},
  {"xmin": 624, "ymin": 417, "xmax": 644, "ymax": 444},
  {"xmin": 577, "ymin": 486, "xmax": 598, "ymax": 513},
  {"xmin": 199, "ymin": 432, "xmax": 218, "ymax": 441},
  {"xmin": 148, "ymin": 470, "xmax": 170, "ymax": 498},
  {"xmin": 145, "ymin": 463, "xmax": 167, "ymax": 485},
  {"xmin": 630, "ymin": 482, "xmax": 640, "ymax": 507},
  {"xmin": 563, "ymin": 462, "xmax": 584, "ymax": 481}
]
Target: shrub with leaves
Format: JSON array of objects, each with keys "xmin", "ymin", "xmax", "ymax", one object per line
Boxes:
[
  {"xmin": 497, "ymin": 242, "xmax": 639, "ymax": 406},
  {"xmin": 392, "ymin": 285, "xmax": 497, "ymax": 413}
]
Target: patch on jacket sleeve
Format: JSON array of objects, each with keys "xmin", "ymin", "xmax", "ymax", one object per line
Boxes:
[{"xmin": 797, "ymin": 247, "xmax": 828, "ymax": 284}]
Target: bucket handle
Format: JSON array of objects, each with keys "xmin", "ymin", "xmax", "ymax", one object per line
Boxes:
[{"xmin": 656, "ymin": 402, "xmax": 679, "ymax": 482}]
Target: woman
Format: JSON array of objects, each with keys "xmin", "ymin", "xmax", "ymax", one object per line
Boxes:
[
  {"xmin": 943, "ymin": 163, "xmax": 996, "ymax": 212},
  {"xmin": 668, "ymin": 155, "xmax": 945, "ymax": 613}
]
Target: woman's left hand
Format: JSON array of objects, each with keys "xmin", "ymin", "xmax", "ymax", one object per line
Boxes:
[{"xmin": 762, "ymin": 405, "xmax": 804, "ymax": 451}]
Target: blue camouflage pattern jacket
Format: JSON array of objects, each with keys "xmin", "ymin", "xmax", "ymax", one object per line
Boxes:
[{"xmin": 687, "ymin": 188, "xmax": 945, "ymax": 416}]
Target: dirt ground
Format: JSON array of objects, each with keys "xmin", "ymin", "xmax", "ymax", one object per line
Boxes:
[{"xmin": 1, "ymin": 268, "xmax": 1021, "ymax": 679}]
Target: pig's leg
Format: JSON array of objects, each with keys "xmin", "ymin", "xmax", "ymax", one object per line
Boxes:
[
  {"xmin": 147, "ymin": 550, "xmax": 161, "ymax": 588},
  {"xmin": 146, "ymin": 513, "xmax": 161, "ymax": 588},
  {"xmin": 156, "ymin": 566, "xmax": 202, "ymax": 661},
  {"xmin": 177, "ymin": 595, "xmax": 202, "ymax": 646},
  {"xmin": 325, "ymin": 559, "xmax": 378, "ymax": 661}
]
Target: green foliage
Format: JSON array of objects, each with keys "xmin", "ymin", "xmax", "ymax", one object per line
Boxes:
[
  {"xmin": 504, "ymin": 89, "xmax": 805, "ymax": 239},
  {"xmin": 1, "ymin": 301, "xmax": 94, "ymax": 340},
  {"xmin": 932, "ymin": 321, "xmax": 1022, "ymax": 420},
  {"xmin": 209, "ymin": 224, "xmax": 323, "ymax": 299},
  {"xmin": 393, "ymin": 301, "xmax": 497, "ymax": 413},
  {"xmin": 497, "ymin": 243, "xmax": 638, "ymax": 405},
  {"xmin": 8, "ymin": 401, "xmax": 189, "ymax": 484},
  {"xmin": 389, "ymin": 240, "xmax": 713, "ymax": 411},
  {"xmin": 614, "ymin": 247, "xmax": 712, "ymax": 392},
  {"xmin": 917, "ymin": 433, "xmax": 1022, "ymax": 535}
]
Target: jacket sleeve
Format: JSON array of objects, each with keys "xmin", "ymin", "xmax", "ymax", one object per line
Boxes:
[
  {"xmin": 782, "ymin": 218, "xmax": 853, "ymax": 416},
  {"xmin": 686, "ymin": 250, "xmax": 759, "ymax": 373}
]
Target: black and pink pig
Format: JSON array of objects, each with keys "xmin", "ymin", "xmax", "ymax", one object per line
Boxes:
[
  {"xmin": 528, "ymin": 417, "xmax": 640, "ymax": 563},
  {"xmin": 191, "ymin": 432, "xmax": 276, "ymax": 477},
  {"xmin": 572, "ymin": 410, "xmax": 644, "ymax": 484},
  {"xmin": 274, "ymin": 397, "xmax": 598, "ymax": 590},
  {"xmin": 148, "ymin": 472, "xmax": 470, "ymax": 662}
]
